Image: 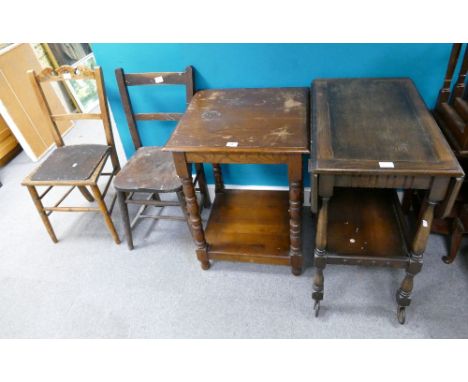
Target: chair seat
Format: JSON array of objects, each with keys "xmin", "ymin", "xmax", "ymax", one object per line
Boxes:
[
  {"xmin": 113, "ymin": 147, "xmax": 182, "ymax": 192},
  {"xmin": 29, "ymin": 144, "xmax": 110, "ymax": 182}
]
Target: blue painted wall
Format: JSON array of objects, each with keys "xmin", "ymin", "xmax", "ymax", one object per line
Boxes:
[{"xmin": 92, "ymin": 43, "xmax": 452, "ymax": 187}]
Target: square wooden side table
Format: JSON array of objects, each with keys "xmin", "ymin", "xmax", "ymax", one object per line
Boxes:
[
  {"xmin": 164, "ymin": 88, "xmax": 309, "ymax": 275},
  {"xmin": 310, "ymin": 78, "xmax": 464, "ymax": 323}
]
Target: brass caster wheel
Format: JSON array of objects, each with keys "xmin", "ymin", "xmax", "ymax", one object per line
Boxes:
[
  {"xmin": 442, "ymin": 256, "xmax": 454, "ymax": 264},
  {"xmin": 397, "ymin": 306, "xmax": 406, "ymax": 325},
  {"xmin": 314, "ymin": 301, "xmax": 320, "ymax": 317}
]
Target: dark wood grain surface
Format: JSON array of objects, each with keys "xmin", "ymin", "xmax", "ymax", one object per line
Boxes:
[
  {"xmin": 312, "ymin": 78, "xmax": 463, "ymax": 176},
  {"xmin": 327, "ymin": 188, "xmax": 408, "ymax": 260},
  {"xmin": 113, "ymin": 147, "xmax": 182, "ymax": 193},
  {"xmin": 164, "ymin": 88, "xmax": 309, "ymax": 154}
]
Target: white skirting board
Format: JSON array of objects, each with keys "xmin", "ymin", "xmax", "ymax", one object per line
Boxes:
[{"xmin": 205, "ymin": 184, "xmax": 311, "ymax": 207}]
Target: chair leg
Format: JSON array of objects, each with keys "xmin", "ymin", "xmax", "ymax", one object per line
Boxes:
[
  {"xmin": 117, "ymin": 191, "xmax": 133, "ymax": 250},
  {"xmin": 78, "ymin": 186, "xmax": 95, "ymax": 202},
  {"xmin": 177, "ymin": 190, "xmax": 192, "ymax": 232},
  {"xmin": 26, "ymin": 185, "xmax": 58, "ymax": 243},
  {"xmin": 443, "ymin": 218, "xmax": 464, "ymax": 264},
  {"xmin": 195, "ymin": 163, "xmax": 211, "ymax": 208},
  {"xmin": 90, "ymin": 185, "xmax": 121, "ymax": 244}
]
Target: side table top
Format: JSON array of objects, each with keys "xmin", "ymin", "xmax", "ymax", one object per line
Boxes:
[
  {"xmin": 164, "ymin": 88, "xmax": 309, "ymax": 154},
  {"xmin": 311, "ymin": 78, "xmax": 463, "ymax": 176}
]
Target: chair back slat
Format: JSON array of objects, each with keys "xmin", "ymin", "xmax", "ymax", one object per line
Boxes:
[
  {"xmin": 51, "ymin": 113, "xmax": 102, "ymax": 122},
  {"xmin": 134, "ymin": 113, "xmax": 183, "ymax": 121},
  {"xmin": 115, "ymin": 66, "xmax": 194, "ymax": 150},
  {"xmin": 436, "ymin": 43, "xmax": 463, "ymax": 107},
  {"xmin": 453, "ymin": 46, "xmax": 468, "ymax": 99},
  {"xmin": 124, "ymin": 72, "xmax": 188, "ymax": 86}
]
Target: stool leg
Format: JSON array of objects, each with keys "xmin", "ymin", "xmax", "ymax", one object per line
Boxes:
[
  {"xmin": 26, "ymin": 185, "xmax": 58, "ymax": 243},
  {"xmin": 90, "ymin": 185, "xmax": 120, "ymax": 244},
  {"xmin": 117, "ymin": 191, "xmax": 133, "ymax": 250}
]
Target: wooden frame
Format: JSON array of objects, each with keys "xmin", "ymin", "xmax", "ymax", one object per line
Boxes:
[{"xmin": 22, "ymin": 65, "xmax": 121, "ymax": 244}]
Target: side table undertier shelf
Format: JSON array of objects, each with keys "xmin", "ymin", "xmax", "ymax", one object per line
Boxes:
[
  {"xmin": 326, "ymin": 188, "xmax": 410, "ymax": 267},
  {"xmin": 205, "ymin": 189, "xmax": 291, "ymax": 265}
]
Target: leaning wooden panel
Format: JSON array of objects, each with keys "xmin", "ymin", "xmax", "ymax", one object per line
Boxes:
[{"xmin": 0, "ymin": 44, "xmax": 72, "ymax": 159}]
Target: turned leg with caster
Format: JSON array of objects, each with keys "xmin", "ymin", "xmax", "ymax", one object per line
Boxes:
[
  {"xmin": 312, "ymin": 195, "xmax": 330, "ymax": 317},
  {"xmin": 396, "ymin": 197, "xmax": 436, "ymax": 324},
  {"xmin": 312, "ymin": 249, "xmax": 326, "ymax": 317},
  {"xmin": 396, "ymin": 252, "xmax": 422, "ymax": 324}
]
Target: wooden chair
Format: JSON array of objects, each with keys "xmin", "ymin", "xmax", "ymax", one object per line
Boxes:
[
  {"xmin": 22, "ymin": 65, "xmax": 121, "ymax": 244},
  {"xmin": 114, "ymin": 66, "xmax": 213, "ymax": 249},
  {"xmin": 405, "ymin": 43, "xmax": 468, "ymax": 263},
  {"xmin": 435, "ymin": 43, "xmax": 468, "ymax": 154}
]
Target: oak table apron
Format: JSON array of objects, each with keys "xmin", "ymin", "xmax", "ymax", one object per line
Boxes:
[
  {"xmin": 310, "ymin": 78, "xmax": 464, "ymax": 323},
  {"xmin": 163, "ymin": 88, "xmax": 310, "ymax": 275}
]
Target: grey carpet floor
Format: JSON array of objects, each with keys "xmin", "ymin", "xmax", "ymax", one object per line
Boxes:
[{"xmin": 1, "ymin": 124, "xmax": 468, "ymax": 338}]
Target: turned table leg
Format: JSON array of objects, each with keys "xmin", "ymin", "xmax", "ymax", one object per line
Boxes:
[
  {"xmin": 213, "ymin": 164, "xmax": 224, "ymax": 194},
  {"xmin": 312, "ymin": 197, "xmax": 329, "ymax": 317},
  {"xmin": 173, "ymin": 153, "xmax": 210, "ymax": 270},
  {"xmin": 396, "ymin": 178, "xmax": 448, "ymax": 324},
  {"xmin": 288, "ymin": 155, "xmax": 303, "ymax": 275},
  {"xmin": 312, "ymin": 174, "xmax": 334, "ymax": 317}
]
